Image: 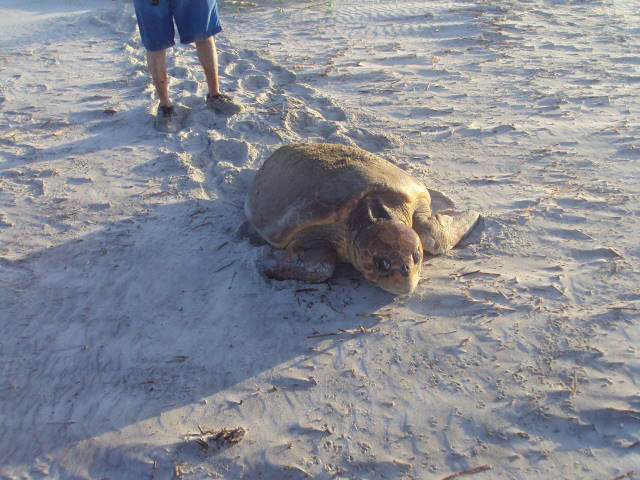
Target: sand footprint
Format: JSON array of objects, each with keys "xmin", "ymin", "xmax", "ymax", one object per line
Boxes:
[
  {"xmin": 2, "ymin": 169, "xmax": 49, "ymax": 196},
  {"xmin": 239, "ymin": 74, "xmax": 272, "ymax": 93},
  {"xmin": 318, "ymin": 104, "xmax": 347, "ymax": 122},
  {"xmin": 232, "ymin": 119, "xmax": 285, "ymax": 145},
  {"xmin": 209, "ymin": 138, "xmax": 256, "ymax": 168},
  {"xmin": 545, "ymin": 227, "xmax": 592, "ymax": 241},
  {"xmin": 224, "ymin": 60, "xmax": 254, "ymax": 77},
  {"xmin": 284, "ymin": 106, "xmax": 336, "ymax": 136},
  {"xmin": 217, "ymin": 49, "xmax": 239, "ymax": 68},
  {"xmin": 346, "ymin": 126, "xmax": 400, "ymax": 152},
  {"xmin": 205, "ymin": 138, "xmax": 257, "ymax": 194},
  {"xmin": 568, "ymin": 247, "xmax": 622, "ymax": 263},
  {"xmin": 164, "ymin": 42, "xmax": 402, "ymax": 194},
  {"xmin": 305, "ymin": 93, "xmax": 348, "ymax": 122},
  {"xmin": 269, "ymin": 65, "xmax": 296, "ymax": 86}
]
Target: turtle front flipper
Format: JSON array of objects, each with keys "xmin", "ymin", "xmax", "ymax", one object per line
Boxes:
[
  {"xmin": 256, "ymin": 243, "xmax": 337, "ymax": 283},
  {"xmin": 413, "ymin": 199, "xmax": 480, "ymax": 255}
]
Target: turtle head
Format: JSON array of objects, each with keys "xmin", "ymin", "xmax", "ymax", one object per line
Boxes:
[{"xmin": 353, "ymin": 219, "xmax": 423, "ymax": 295}]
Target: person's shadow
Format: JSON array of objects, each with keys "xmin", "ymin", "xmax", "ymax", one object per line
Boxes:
[{"xmin": 1, "ymin": 198, "xmax": 394, "ymax": 476}]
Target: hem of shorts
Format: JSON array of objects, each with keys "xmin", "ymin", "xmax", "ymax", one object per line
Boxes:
[
  {"xmin": 145, "ymin": 40, "xmax": 176, "ymax": 52},
  {"xmin": 179, "ymin": 26, "xmax": 223, "ymax": 45}
]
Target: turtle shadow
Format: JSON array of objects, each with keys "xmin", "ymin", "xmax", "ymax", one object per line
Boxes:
[{"xmin": 1, "ymin": 199, "xmax": 392, "ymax": 473}]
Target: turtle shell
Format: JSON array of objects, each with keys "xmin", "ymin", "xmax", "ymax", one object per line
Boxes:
[{"xmin": 245, "ymin": 143, "xmax": 429, "ymax": 248}]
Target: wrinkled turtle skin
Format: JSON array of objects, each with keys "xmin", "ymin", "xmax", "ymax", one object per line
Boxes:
[{"xmin": 245, "ymin": 143, "xmax": 479, "ymax": 295}]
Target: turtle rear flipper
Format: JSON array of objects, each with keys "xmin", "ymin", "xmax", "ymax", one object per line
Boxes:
[
  {"xmin": 256, "ymin": 244, "xmax": 336, "ymax": 283},
  {"xmin": 414, "ymin": 209, "xmax": 480, "ymax": 256}
]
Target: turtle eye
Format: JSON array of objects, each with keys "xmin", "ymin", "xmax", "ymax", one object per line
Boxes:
[
  {"xmin": 412, "ymin": 248, "xmax": 421, "ymax": 264},
  {"xmin": 373, "ymin": 256, "xmax": 391, "ymax": 273}
]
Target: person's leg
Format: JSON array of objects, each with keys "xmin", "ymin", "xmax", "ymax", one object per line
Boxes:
[
  {"xmin": 147, "ymin": 49, "xmax": 172, "ymax": 107},
  {"xmin": 195, "ymin": 36, "xmax": 220, "ymax": 98},
  {"xmin": 194, "ymin": 35, "xmax": 242, "ymax": 114},
  {"xmin": 173, "ymin": 0, "xmax": 241, "ymax": 114},
  {"xmin": 133, "ymin": 0, "xmax": 176, "ymax": 111}
]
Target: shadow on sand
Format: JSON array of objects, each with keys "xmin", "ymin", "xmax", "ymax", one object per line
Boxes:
[{"xmin": 1, "ymin": 198, "xmax": 394, "ymax": 475}]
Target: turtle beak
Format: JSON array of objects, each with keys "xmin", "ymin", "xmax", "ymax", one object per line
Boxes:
[{"xmin": 375, "ymin": 263, "xmax": 421, "ymax": 295}]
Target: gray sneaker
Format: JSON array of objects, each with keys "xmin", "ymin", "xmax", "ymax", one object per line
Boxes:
[
  {"xmin": 206, "ymin": 93, "xmax": 243, "ymax": 115},
  {"xmin": 154, "ymin": 105, "xmax": 179, "ymax": 133}
]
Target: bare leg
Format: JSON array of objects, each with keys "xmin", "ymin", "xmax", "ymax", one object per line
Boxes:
[
  {"xmin": 413, "ymin": 198, "xmax": 480, "ymax": 255},
  {"xmin": 195, "ymin": 36, "xmax": 220, "ymax": 97},
  {"xmin": 257, "ymin": 244, "xmax": 337, "ymax": 283},
  {"xmin": 196, "ymin": 37, "xmax": 242, "ymax": 115},
  {"xmin": 146, "ymin": 49, "xmax": 171, "ymax": 107}
]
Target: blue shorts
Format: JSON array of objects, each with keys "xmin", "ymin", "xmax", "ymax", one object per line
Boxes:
[{"xmin": 134, "ymin": 0, "xmax": 222, "ymax": 51}]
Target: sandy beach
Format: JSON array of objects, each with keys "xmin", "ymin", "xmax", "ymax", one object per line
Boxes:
[{"xmin": 1, "ymin": 0, "xmax": 639, "ymax": 478}]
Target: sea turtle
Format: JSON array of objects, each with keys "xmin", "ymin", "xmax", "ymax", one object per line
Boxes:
[{"xmin": 245, "ymin": 143, "xmax": 480, "ymax": 295}]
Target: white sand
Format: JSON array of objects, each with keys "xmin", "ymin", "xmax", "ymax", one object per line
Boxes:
[{"xmin": 1, "ymin": 0, "xmax": 639, "ymax": 478}]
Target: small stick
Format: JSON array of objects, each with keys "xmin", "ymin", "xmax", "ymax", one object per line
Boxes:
[
  {"xmin": 167, "ymin": 355, "xmax": 188, "ymax": 363},
  {"xmin": 337, "ymin": 328, "xmax": 356, "ymax": 336},
  {"xmin": 214, "ymin": 261, "xmax": 235, "ymax": 273},
  {"xmin": 607, "ymin": 407, "xmax": 640, "ymax": 415},
  {"xmin": 612, "ymin": 472, "xmax": 634, "ymax": 480},
  {"xmin": 437, "ymin": 330, "xmax": 457, "ymax": 335},
  {"xmin": 307, "ymin": 332, "xmax": 339, "ymax": 339},
  {"xmin": 357, "ymin": 312, "xmax": 391, "ymax": 318},
  {"xmin": 490, "ymin": 303, "xmax": 517, "ymax": 312},
  {"xmin": 571, "ymin": 370, "xmax": 578, "ymax": 397},
  {"xmin": 289, "ymin": 465, "xmax": 312, "ymax": 477},
  {"xmin": 149, "ymin": 460, "xmax": 157, "ymax": 480},
  {"xmin": 189, "ymin": 221, "xmax": 212, "ymax": 231},
  {"xmin": 404, "ymin": 317, "xmax": 430, "ymax": 324},
  {"xmin": 607, "ymin": 408, "xmax": 640, "ymax": 421},
  {"xmin": 194, "ymin": 438, "xmax": 209, "ymax": 450},
  {"xmin": 185, "ymin": 425, "xmax": 217, "ymax": 436},
  {"xmin": 440, "ymin": 465, "xmax": 491, "ymax": 480},
  {"xmin": 458, "ymin": 270, "xmax": 481, "ymax": 277}
]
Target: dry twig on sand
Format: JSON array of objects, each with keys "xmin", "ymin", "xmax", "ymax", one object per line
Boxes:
[
  {"xmin": 307, "ymin": 324, "xmax": 371, "ymax": 339},
  {"xmin": 189, "ymin": 427, "xmax": 247, "ymax": 451},
  {"xmin": 214, "ymin": 261, "xmax": 235, "ymax": 273},
  {"xmin": 440, "ymin": 464, "xmax": 492, "ymax": 480},
  {"xmin": 611, "ymin": 472, "xmax": 634, "ymax": 480},
  {"xmin": 356, "ymin": 312, "xmax": 392, "ymax": 320},
  {"xmin": 609, "ymin": 305, "xmax": 639, "ymax": 312},
  {"xmin": 295, "ymin": 287, "xmax": 318, "ymax": 293},
  {"xmin": 306, "ymin": 332, "xmax": 339, "ymax": 339},
  {"xmin": 571, "ymin": 370, "xmax": 578, "ymax": 397},
  {"xmin": 607, "ymin": 408, "xmax": 640, "ymax": 421}
]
